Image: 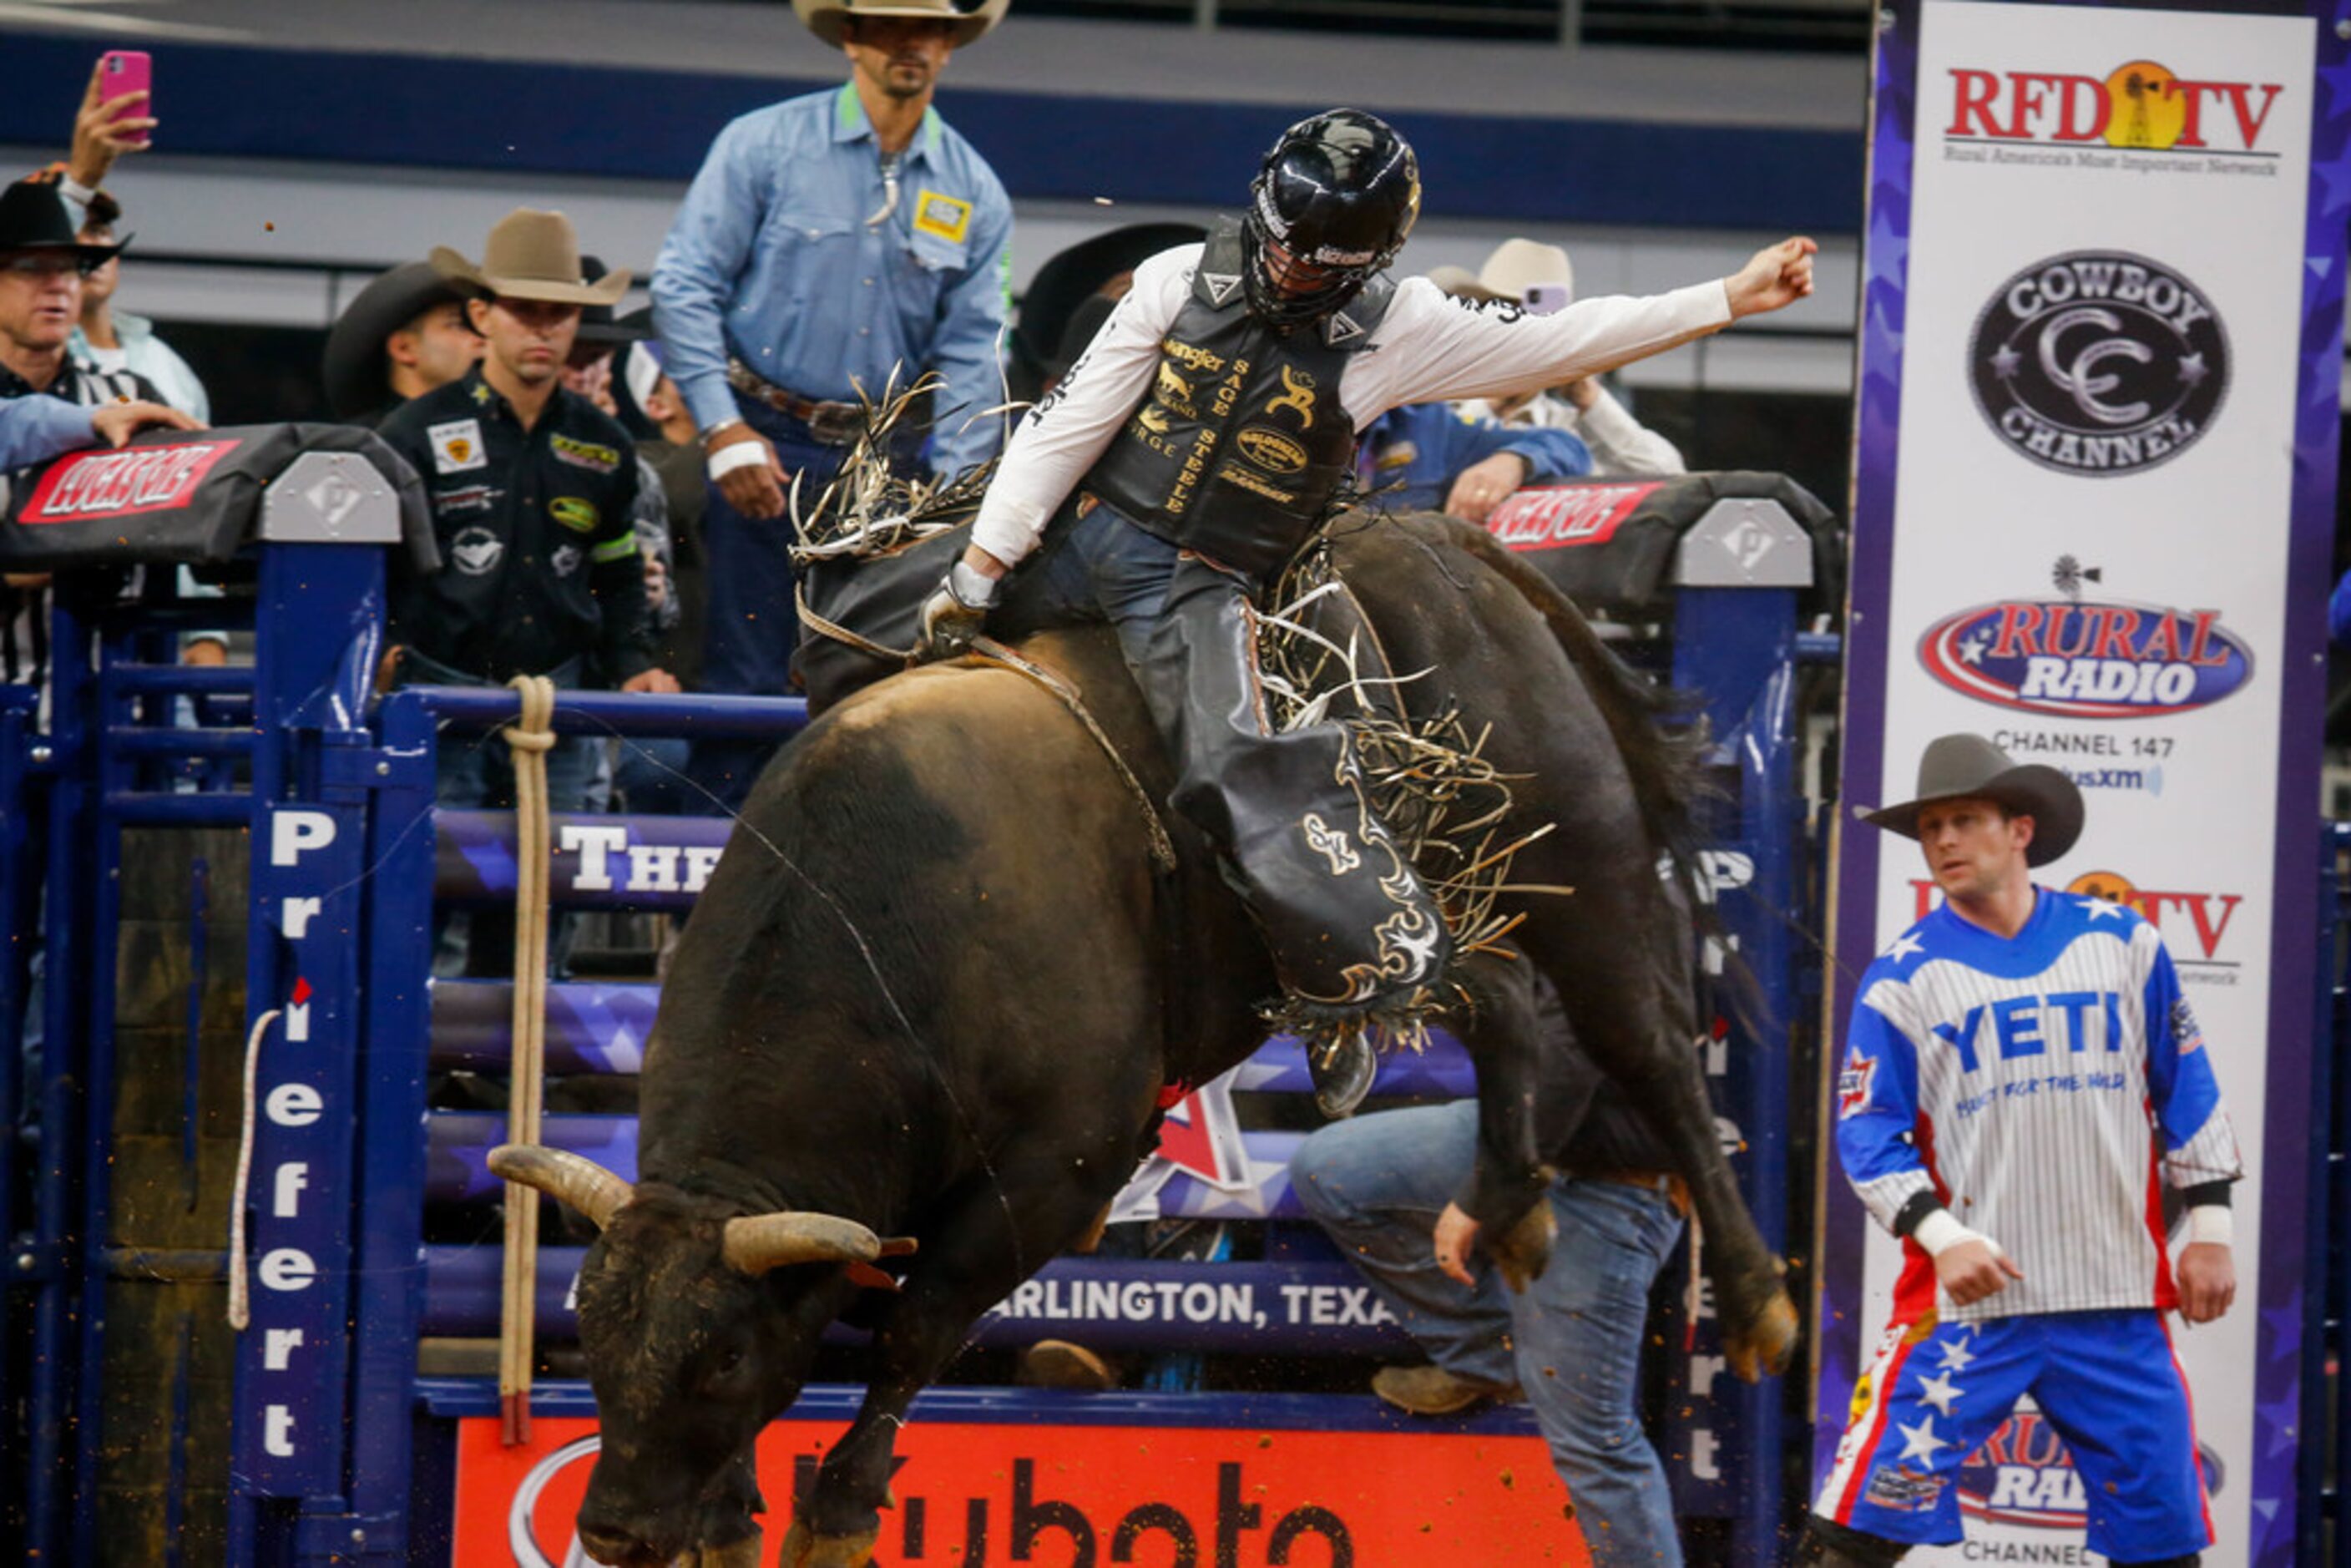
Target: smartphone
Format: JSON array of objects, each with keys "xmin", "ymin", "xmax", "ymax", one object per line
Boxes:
[{"xmin": 98, "ymin": 51, "xmax": 152, "ymax": 148}]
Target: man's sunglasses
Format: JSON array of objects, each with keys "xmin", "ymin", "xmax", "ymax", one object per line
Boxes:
[{"xmin": 0, "ymin": 253, "xmax": 104, "ymax": 280}]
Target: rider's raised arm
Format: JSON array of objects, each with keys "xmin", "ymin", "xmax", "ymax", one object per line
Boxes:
[
  {"xmin": 967, "ymin": 243, "xmax": 1202, "ymax": 573},
  {"xmin": 1343, "ymin": 235, "xmax": 1817, "ymax": 425},
  {"xmin": 1348, "ymin": 275, "xmax": 1732, "ymax": 423}
]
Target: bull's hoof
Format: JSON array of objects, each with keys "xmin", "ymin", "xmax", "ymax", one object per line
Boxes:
[
  {"xmin": 776, "ymin": 1520, "xmax": 881, "ymax": 1568},
  {"xmin": 675, "ymin": 1535, "xmax": 761, "ymax": 1568},
  {"xmin": 1723, "ymin": 1283, "xmax": 1799, "ymax": 1383},
  {"xmin": 1490, "ymin": 1202, "xmax": 1557, "ymax": 1295}
]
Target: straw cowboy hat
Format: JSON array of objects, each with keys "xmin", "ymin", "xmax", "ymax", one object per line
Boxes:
[
  {"xmin": 794, "ymin": 0, "xmax": 1009, "ymax": 48},
  {"xmin": 321, "ymin": 261, "xmax": 468, "ymax": 419},
  {"xmin": 1859, "ymin": 733, "xmax": 2085, "ymax": 868},
  {"xmin": 429, "ymin": 210, "xmax": 629, "ymax": 307},
  {"xmin": 1428, "ymin": 237, "xmax": 1575, "ymax": 309}
]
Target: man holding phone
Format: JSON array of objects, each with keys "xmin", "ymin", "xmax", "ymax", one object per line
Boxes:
[{"xmin": 52, "ymin": 54, "xmax": 154, "ymax": 225}]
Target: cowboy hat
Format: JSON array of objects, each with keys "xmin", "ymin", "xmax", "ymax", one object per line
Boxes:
[
  {"xmin": 795, "ymin": 0, "xmax": 1009, "ymax": 48},
  {"xmin": 0, "ymin": 178, "xmax": 124, "ymax": 266},
  {"xmin": 1859, "ymin": 733, "xmax": 2085, "ymax": 868},
  {"xmin": 321, "ymin": 260, "xmax": 470, "ymax": 420},
  {"xmin": 572, "ymin": 259, "xmax": 654, "ymax": 349},
  {"xmin": 429, "ymin": 210, "xmax": 629, "ymax": 307},
  {"xmin": 1430, "ymin": 237, "xmax": 1575, "ymax": 311}
]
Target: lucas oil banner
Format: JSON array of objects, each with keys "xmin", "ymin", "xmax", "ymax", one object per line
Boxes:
[{"xmin": 1822, "ymin": 3, "xmax": 2349, "ymax": 1564}]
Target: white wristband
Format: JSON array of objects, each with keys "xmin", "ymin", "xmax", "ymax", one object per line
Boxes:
[
  {"xmin": 707, "ymin": 441, "xmax": 769, "ymax": 483},
  {"xmin": 1911, "ymin": 1208, "xmax": 1995, "ymax": 1259},
  {"xmin": 2186, "ymin": 1206, "xmax": 2233, "ymax": 1247}
]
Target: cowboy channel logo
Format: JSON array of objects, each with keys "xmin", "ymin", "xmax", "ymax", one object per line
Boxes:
[
  {"xmin": 1969, "ymin": 251, "xmax": 2227, "ymax": 477},
  {"xmin": 1917, "ymin": 597, "xmax": 2251, "ymax": 718}
]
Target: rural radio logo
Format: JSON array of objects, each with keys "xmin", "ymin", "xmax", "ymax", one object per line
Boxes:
[
  {"xmin": 1945, "ymin": 60, "xmax": 2283, "ymax": 154},
  {"xmin": 1917, "ymin": 598, "xmax": 2252, "ymax": 717},
  {"xmin": 1969, "ymin": 251, "xmax": 2227, "ymax": 477},
  {"xmin": 1956, "ymin": 1409, "xmax": 2225, "ymax": 1531}
]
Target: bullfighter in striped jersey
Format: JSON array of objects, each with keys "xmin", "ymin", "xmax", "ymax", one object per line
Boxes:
[{"xmin": 1797, "ymin": 733, "xmax": 2240, "ymax": 1568}]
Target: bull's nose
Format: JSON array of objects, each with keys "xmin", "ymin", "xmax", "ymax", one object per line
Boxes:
[{"xmin": 575, "ymin": 1522, "xmax": 667, "ymax": 1568}]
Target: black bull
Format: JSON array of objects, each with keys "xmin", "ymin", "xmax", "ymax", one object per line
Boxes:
[{"xmin": 493, "ymin": 514, "xmax": 1797, "ymax": 1568}]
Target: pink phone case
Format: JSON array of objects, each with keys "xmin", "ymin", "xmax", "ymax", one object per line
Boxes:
[{"xmin": 98, "ymin": 51, "xmax": 151, "ymax": 148}]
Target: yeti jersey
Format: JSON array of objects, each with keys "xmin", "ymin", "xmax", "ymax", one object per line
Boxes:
[{"xmin": 1836, "ymin": 889, "xmax": 2241, "ymax": 1323}]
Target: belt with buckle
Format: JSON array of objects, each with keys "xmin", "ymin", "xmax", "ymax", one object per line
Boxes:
[{"xmin": 726, "ymin": 359, "xmax": 866, "ymax": 448}]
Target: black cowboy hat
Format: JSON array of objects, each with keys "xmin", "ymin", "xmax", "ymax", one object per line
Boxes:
[
  {"xmin": 1015, "ymin": 221, "xmax": 1206, "ymax": 368},
  {"xmin": 1859, "ymin": 733, "xmax": 2085, "ymax": 868},
  {"xmin": 574, "ymin": 258, "xmax": 654, "ymax": 350},
  {"xmin": 0, "ymin": 177, "xmax": 125, "ymax": 265},
  {"xmin": 321, "ymin": 260, "xmax": 470, "ymax": 420}
]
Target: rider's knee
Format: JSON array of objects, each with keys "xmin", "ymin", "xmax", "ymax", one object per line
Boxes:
[{"xmin": 1790, "ymin": 1515, "xmax": 1910, "ymax": 1567}]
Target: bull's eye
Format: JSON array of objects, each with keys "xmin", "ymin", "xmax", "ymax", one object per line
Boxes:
[{"xmin": 708, "ymin": 1346, "xmax": 746, "ymax": 1385}]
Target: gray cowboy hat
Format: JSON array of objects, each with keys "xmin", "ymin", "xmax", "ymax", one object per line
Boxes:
[
  {"xmin": 429, "ymin": 209, "xmax": 629, "ymax": 307},
  {"xmin": 321, "ymin": 260, "xmax": 469, "ymax": 420},
  {"xmin": 795, "ymin": 0, "xmax": 1009, "ymax": 48},
  {"xmin": 1860, "ymin": 733, "xmax": 2084, "ymax": 868}
]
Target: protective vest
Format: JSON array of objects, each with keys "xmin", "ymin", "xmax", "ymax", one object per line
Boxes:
[{"xmin": 1084, "ymin": 221, "xmax": 1394, "ymax": 583}]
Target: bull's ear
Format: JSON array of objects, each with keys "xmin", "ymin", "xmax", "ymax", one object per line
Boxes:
[
  {"xmin": 488, "ymin": 1144, "xmax": 633, "ymax": 1230},
  {"xmin": 720, "ymin": 1211, "xmax": 882, "ymax": 1276}
]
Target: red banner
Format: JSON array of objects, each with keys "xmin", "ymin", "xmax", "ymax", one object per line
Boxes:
[
  {"xmin": 1484, "ymin": 482, "xmax": 1661, "ymax": 553},
  {"xmin": 17, "ymin": 438, "xmax": 242, "ymax": 524},
  {"xmin": 452, "ymin": 1413, "xmax": 1589, "ymax": 1566}
]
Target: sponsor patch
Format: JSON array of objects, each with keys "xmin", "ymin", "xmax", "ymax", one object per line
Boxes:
[
  {"xmin": 1237, "ymin": 426, "xmax": 1309, "ymax": 476},
  {"xmin": 1917, "ymin": 598, "xmax": 2251, "ymax": 718},
  {"xmin": 549, "ymin": 495, "xmax": 599, "ymax": 534},
  {"xmin": 429, "ymin": 418, "xmax": 487, "ymax": 475},
  {"xmin": 551, "ymin": 544, "xmax": 583, "ymax": 578},
  {"xmin": 1265, "ymin": 366, "xmax": 1316, "ymax": 427},
  {"xmin": 1863, "ymin": 1464, "xmax": 1944, "ymax": 1513},
  {"xmin": 432, "ymin": 483, "xmax": 499, "ymax": 515},
  {"xmin": 1837, "ymin": 1045, "xmax": 1878, "ymax": 1120},
  {"xmin": 913, "ymin": 190, "xmax": 972, "ymax": 245},
  {"xmin": 449, "ymin": 525, "xmax": 505, "ymax": 577},
  {"xmin": 1373, "ymin": 441, "xmax": 1417, "ymax": 472},
  {"xmin": 1969, "ymin": 250, "xmax": 2227, "ymax": 477},
  {"xmin": 2171, "ymin": 995, "xmax": 2206, "ymax": 1055},
  {"xmin": 549, "ymin": 434, "xmax": 619, "ymax": 474}
]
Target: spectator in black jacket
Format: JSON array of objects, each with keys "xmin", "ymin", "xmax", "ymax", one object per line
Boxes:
[{"xmin": 376, "ymin": 208, "xmax": 677, "ymax": 974}]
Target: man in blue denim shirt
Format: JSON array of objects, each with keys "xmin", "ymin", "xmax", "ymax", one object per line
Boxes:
[{"xmin": 653, "ymin": 0, "xmax": 1013, "ymax": 803}]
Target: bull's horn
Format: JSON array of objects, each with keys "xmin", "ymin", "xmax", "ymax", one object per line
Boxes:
[
  {"xmin": 721, "ymin": 1212, "xmax": 883, "ymax": 1277},
  {"xmin": 488, "ymin": 1144, "xmax": 633, "ymax": 1231}
]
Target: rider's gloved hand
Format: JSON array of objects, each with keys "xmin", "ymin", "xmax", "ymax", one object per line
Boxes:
[{"xmin": 915, "ymin": 559, "xmax": 1000, "ymax": 662}]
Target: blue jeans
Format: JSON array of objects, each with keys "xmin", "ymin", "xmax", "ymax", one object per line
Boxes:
[{"xmin": 1291, "ymin": 1101, "xmax": 1686, "ymax": 1567}]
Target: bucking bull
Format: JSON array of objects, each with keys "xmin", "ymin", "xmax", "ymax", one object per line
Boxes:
[{"xmin": 491, "ymin": 512, "xmax": 1797, "ymax": 1568}]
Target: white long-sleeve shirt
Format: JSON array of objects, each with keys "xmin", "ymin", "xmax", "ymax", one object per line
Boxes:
[
  {"xmin": 1459, "ymin": 386, "xmax": 1687, "ymax": 479},
  {"xmin": 969, "ymin": 244, "xmax": 1732, "ymax": 567}
]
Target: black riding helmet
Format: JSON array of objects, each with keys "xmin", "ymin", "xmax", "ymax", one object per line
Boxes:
[{"xmin": 1241, "ymin": 109, "xmax": 1421, "ymax": 331}]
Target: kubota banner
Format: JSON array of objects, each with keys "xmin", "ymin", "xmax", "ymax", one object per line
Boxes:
[{"xmin": 451, "ymin": 1414, "xmax": 1587, "ymax": 1566}]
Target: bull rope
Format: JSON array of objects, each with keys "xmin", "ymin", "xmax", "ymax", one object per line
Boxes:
[
  {"xmin": 225, "ymin": 1007, "xmax": 283, "ymax": 1332},
  {"xmin": 498, "ymin": 674, "xmax": 559, "ymax": 1446}
]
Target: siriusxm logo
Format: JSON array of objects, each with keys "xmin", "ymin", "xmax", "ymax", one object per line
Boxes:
[
  {"xmin": 1919, "ymin": 598, "xmax": 2252, "ymax": 718},
  {"xmin": 2060, "ymin": 761, "xmax": 2163, "ymax": 796}
]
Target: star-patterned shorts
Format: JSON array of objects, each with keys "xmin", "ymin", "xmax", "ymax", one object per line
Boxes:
[{"xmin": 1813, "ymin": 1308, "xmax": 2212, "ymax": 1560}]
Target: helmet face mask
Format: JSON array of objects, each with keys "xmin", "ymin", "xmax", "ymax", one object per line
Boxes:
[{"xmin": 1241, "ymin": 109, "xmax": 1420, "ymax": 331}]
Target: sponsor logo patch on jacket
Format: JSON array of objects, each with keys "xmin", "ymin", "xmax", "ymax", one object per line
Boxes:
[
  {"xmin": 913, "ymin": 190, "xmax": 972, "ymax": 245},
  {"xmin": 429, "ymin": 419, "xmax": 488, "ymax": 475},
  {"xmin": 549, "ymin": 434, "xmax": 620, "ymax": 474},
  {"xmin": 549, "ymin": 496, "xmax": 599, "ymax": 534},
  {"xmin": 433, "ymin": 483, "xmax": 499, "ymax": 514}
]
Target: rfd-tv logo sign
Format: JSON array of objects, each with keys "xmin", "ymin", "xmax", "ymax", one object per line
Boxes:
[{"xmin": 1945, "ymin": 60, "xmax": 2283, "ymax": 154}]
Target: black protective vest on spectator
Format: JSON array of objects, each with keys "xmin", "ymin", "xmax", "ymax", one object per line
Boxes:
[{"xmin": 1084, "ymin": 221, "xmax": 1393, "ymax": 584}]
